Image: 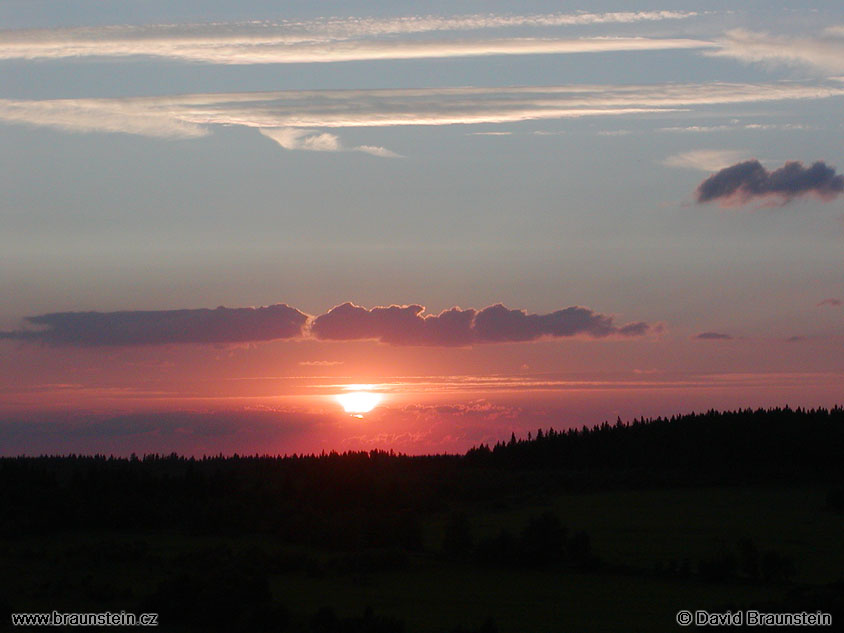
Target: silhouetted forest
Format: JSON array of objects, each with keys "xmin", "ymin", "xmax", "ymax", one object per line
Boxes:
[
  {"xmin": 1, "ymin": 406, "xmax": 842, "ymax": 631},
  {"xmin": 2, "ymin": 406, "xmax": 842, "ymax": 539}
]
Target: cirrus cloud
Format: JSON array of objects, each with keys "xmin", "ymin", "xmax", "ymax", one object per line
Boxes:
[
  {"xmin": 708, "ymin": 27, "xmax": 844, "ymax": 75},
  {"xmin": 1, "ymin": 81, "xmax": 843, "ymax": 149},
  {"xmin": 0, "ymin": 12, "xmax": 703, "ymax": 65}
]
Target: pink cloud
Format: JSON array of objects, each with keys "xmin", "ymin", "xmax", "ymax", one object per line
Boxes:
[{"xmin": 311, "ymin": 302, "xmax": 652, "ymax": 346}]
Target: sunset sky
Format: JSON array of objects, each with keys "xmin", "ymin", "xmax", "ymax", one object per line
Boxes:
[{"xmin": 2, "ymin": 0, "xmax": 843, "ymax": 455}]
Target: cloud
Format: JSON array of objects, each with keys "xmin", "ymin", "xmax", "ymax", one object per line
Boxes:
[
  {"xmin": 2, "ymin": 302, "xmax": 654, "ymax": 348},
  {"xmin": 0, "ymin": 96, "xmax": 208, "ymax": 138},
  {"xmin": 659, "ymin": 125, "xmax": 734, "ymax": 133},
  {"xmin": 0, "ymin": 36, "xmax": 714, "ymax": 66},
  {"xmin": 260, "ymin": 127, "xmax": 341, "ymax": 152},
  {"xmin": 708, "ymin": 28, "xmax": 844, "ymax": 74},
  {"xmin": 659, "ymin": 123, "xmax": 812, "ymax": 133},
  {"xmin": 817, "ymin": 298, "xmax": 841, "ymax": 307},
  {"xmin": 258, "ymin": 127, "xmax": 399, "ymax": 157},
  {"xmin": 355, "ymin": 145, "xmax": 400, "ymax": 157},
  {"xmin": 298, "ymin": 360, "xmax": 344, "ymax": 367},
  {"xmin": 310, "ymin": 303, "xmax": 477, "ymax": 346},
  {"xmin": 695, "ymin": 332, "xmax": 733, "ymax": 340},
  {"xmin": 310, "ymin": 302, "xmax": 652, "ymax": 346},
  {"xmin": 402, "ymin": 399, "xmax": 520, "ymax": 420},
  {"xmin": 0, "ymin": 12, "xmax": 701, "ymax": 64},
  {"xmin": 0, "ymin": 305, "xmax": 308, "ymax": 346},
  {"xmin": 662, "ymin": 149, "xmax": 750, "ymax": 172},
  {"xmin": 1, "ymin": 81, "xmax": 843, "ymax": 143},
  {"xmin": 695, "ymin": 159, "xmax": 844, "ymax": 206}
]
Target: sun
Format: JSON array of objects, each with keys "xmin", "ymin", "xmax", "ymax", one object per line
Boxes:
[{"xmin": 335, "ymin": 391, "xmax": 383, "ymax": 417}]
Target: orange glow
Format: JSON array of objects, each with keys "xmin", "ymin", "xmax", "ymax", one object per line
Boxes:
[{"xmin": 336, "ymin": 391, "xmax": 383, "ymax": 416}]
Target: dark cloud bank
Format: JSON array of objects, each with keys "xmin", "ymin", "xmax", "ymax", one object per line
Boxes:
[
  {"xmin": 0, "ymin": 305, "xmax": 308, "ymax": 346},
  {"xmin": 696, "ymin": 160, "xmax": 844, "ymax": 206},
  {"xmin": 1, "ymin": 302, "xmax": 653, "ymax": 347}
]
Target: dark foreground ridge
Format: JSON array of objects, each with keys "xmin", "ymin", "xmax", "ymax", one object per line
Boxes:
[{"xmin": 1, "ymin": 406, "xmax": 842, "ymax": 632}]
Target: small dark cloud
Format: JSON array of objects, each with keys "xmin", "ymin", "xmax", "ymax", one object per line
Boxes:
[
  {"xmin": 817, "ymin": 298, "xmax": 841, "ymax": 308},
  {"xmin": 0, "ymin": 304, "xmax": 307, "ymax": 346},
  {"xmin": 311, "ymin": 302, "xmax": 652, "ymax": 346},
  {"xmin": 786, "ymin": 336, "xmax": 807, "ymax": 343},
  {"xmin": 695, "ymin": 331, "xmax": 733, "ymax": 340},
  {"xmin": 696, "ymin": 159, "xmax": 844, "ymax": 206},
  {"xmin": 618, "ymin": 321, "xmax": 652, "ymax": 336}
]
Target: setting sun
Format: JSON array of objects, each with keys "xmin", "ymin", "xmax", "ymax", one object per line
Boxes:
[{"xmin": 336, "ymin": 391, "xmax": 383, "ymax": 417}]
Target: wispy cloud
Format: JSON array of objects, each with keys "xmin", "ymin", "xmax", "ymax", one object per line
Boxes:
[
  {"xmin": 298, "ymin": 360, "xmax": 344, "ymax": 367},
  {"xmin": 0, "ymin": 35, "xmax": 716, "ymax": 65},
  {"xmin": 1, "ymin": 81, "xmax": 842, "ymax": 141},
  {"xmin": 0, "ymin": 95, "xmax": 208, "ymax": 138},
  {"xmin": 695, "ymin": 159, "xmax": 844, "ymax": 206},
  {"xmin": 708, "ymin": 27, "xmax": 844, "ymax": 74},
  {"xmin": 662, "ymin": 149, "xmax": 749, "ymax": 172},
  {"xmin": 817, "ymin": 298, "xmax": 841, "ymax": 308},
  {"xmin": 1, "ymin": 302, "xmax": 655, "ymax": 347},
  {"xmin": 659, "ymin": 122, "xmax": 813, "ymax": 133},
  {"xmin": 258, "ymin": 127, "xmax": 399, "ymax": 157},
  {"xmin": 0, "ymin": 11, "xmax": 701, "ymax": 64}
]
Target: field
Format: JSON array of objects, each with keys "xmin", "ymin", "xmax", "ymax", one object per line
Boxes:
[{"xmin": 3, "ymin": 484, "xmax": 841, "ymax": 632}]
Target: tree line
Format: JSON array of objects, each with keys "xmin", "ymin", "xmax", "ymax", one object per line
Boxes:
[{"xmin": 0, "ymin": 406, "xmax": 842, "ymax": 540}]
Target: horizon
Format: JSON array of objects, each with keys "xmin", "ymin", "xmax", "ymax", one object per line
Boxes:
[{"xmin": 1, "ymin": 404, "xmax": 839, "ymax": 460}]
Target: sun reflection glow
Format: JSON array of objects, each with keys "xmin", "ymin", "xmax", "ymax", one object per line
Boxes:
[{"xmin": 336, "ymin": 391, "xmax": 382, "ymax": 416}]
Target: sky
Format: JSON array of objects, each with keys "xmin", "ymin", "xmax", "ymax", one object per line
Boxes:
[{"xmin": 1, "ymin": 1, "xmax": 843, "ymax": 456}]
